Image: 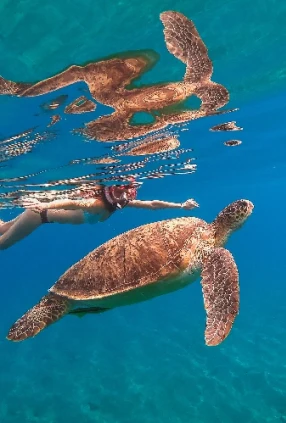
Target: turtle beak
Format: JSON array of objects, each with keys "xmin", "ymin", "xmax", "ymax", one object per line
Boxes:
[
  {"xmin": 240, "ymin": 199, "xmax": 254, "ymax": 215},
  {"xmin": 233, "ymin": 199, "xmax": 254, "ymax": 229}
]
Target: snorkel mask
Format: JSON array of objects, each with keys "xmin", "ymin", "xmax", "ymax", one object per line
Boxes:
[{"xmin": 110, "ymin": 177, "xmax": 141, "ymax": 209}]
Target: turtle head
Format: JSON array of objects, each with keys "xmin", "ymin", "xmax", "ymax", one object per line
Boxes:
[{"xmin": 212, "ymin": 199, "xmax": 254, "ymax": 246}]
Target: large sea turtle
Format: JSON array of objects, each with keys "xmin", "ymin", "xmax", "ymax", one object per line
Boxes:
[{"xmin": 7, "ymin": 199, "xmax": 253, "ymax": 346}]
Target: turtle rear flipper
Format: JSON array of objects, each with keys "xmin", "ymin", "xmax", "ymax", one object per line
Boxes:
[
  {"xmin": 0, "ymin": 76, "xmax": 32, "ymax": 96},
  {"xmin": 7, "ymin": 293, "xmax": 70, "ymax": 342},
  {"xmin": 201, "ymin": 247, "xmax": 239, "ymax": 346}
]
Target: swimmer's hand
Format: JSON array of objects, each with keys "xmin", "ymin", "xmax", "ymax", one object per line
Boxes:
[{"xmin": 181, "ymin": 199, "xmax": 199, "ymax": 209}]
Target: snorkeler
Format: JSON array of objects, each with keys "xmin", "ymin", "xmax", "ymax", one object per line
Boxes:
[{"xmin": 0, "ymin": 181, "xmax": 199, "ymax": 250}]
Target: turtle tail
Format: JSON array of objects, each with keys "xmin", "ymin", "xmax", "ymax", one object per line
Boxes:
[{"xmin": 7, "ymin": 293, "xmax": 70, "ymax": 342}]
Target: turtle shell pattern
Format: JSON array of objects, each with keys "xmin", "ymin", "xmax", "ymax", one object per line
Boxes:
[{"xmin": 50, "ymin": 217, "xmax": 212, "ymax": 300}]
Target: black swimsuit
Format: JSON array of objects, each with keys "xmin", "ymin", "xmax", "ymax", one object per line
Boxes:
[{"xmin": 40, "ymin": 209, "xmax": 53, "ymax": 224}]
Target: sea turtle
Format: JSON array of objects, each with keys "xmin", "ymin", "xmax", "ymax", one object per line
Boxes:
[{"xmin": 7, "ymin": 199, "xmax": 254, "ymax": 346}]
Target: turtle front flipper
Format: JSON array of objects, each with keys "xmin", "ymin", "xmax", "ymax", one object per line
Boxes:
[
  {"xmin": 160, "ymin": 11, "xmax": 213, "ymax": 83},
  {"xmin": 7, "ymin": 293, "xmax": 70, "ymax": 342},
  {"xmin": 201, "ymin": 247, "xmax": 239, "ymax": 346}
]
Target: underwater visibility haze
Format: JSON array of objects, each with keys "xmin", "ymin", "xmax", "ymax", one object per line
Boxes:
[{"xmin": 0, "ymin": 0, "xmax": 286, "ymax": 422}]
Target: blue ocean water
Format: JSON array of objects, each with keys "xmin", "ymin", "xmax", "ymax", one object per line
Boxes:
[{"xmin": 1, "ymin": 1, "xmax": 286, "ymax": 422}]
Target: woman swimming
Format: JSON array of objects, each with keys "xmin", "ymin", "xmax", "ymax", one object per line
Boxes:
[{"xmin": 0, "ymin": 181, "xmax": 199, "ymax": 250}]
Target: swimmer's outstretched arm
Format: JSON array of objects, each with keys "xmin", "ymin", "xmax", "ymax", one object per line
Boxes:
[{"xmin": 127, "ymin": 198, "xmax": 199, "ymax": 210}]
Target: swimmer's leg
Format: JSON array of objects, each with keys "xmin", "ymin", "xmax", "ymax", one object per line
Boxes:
[
  {"xmin": 0, "ymin": 216, "xmax": 22, "ymax": 235},
  {"xmin": 0, "ymin": 210, "xmax": 42, "ymax": 250},
  {"xmin": 0, "ymin": 65, "xmax": 84, "ymax": 97},
  {"xmin": 0, "ymin": 209, "xmax": 85, "ymax": 250}
]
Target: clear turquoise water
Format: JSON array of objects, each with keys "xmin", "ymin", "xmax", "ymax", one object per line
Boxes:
[{"xmin": 1, "ymin": 1, "xmax": 286, "ymax": 422}]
